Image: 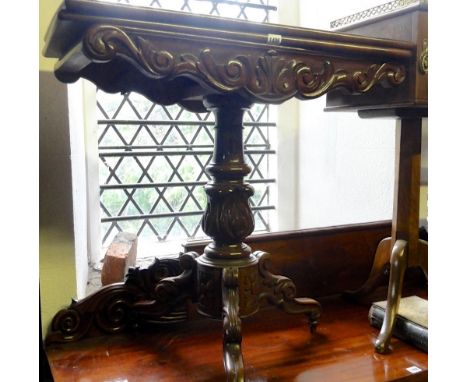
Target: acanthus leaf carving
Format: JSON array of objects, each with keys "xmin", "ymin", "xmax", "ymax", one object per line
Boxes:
[
  {"xmin": 201, "ymin": 184, "xmax": 255, "ymax": 245},
  {"xmin": 82, "ymin": 26, "xmax": 406, "ymax": 103}
]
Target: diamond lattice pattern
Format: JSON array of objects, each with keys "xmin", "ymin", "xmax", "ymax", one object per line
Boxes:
[{"xmin": 97, "ymin": 0, "xmax": 277, "ymax": 247}]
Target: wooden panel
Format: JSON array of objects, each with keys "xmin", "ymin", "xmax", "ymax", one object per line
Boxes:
[
  {"xmin": 184, "ymin": 221, "xmax": 392, "ymax": 297},
  {"xmin": 413, "ymin": 11, "xmax": 428, "ymax": 104},
  {"xmin": 325, "ymin": 5, "xmax": 427, "ymax": 111},
  {"xmin": 44, "ymin": 0, "xmax": 413, "ymax": 113},
  {"xmin": 46, "ymin": 295, "xmax": 428, "ymax": 382},
  {"xmin": 341, "ymin": 9, "xmax": 427, "ymax": 106}
]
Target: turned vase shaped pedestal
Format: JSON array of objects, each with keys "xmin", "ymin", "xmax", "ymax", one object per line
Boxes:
[
  {"xmin": 46, "ymin": 93, "xmax": 323, "ymax": 382},
  {"xmin": 193, "ymin": 94, "xmax": 321, "ymax": 381}
]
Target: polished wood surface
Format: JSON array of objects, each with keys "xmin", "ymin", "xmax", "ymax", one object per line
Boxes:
[
  {"xmin": 47, "ymin": 221, "xmax": 395, "ymax": 344},
  {"xmin": 43, "ymin": 1, "xmax": 426, "ymax": 379},
  {"xmin": 44, "ymin": 0, "xmax": 412, "ymax": 113},
  {"xmin": 46, "ymin": 295, "xmax": 428, "ymax": 382},
  {"xmin": 185, "ymin": 221, "xmax": 393, "ymax": 298},
  {"xmin": 324, "ymin": 2, "xmax": 428, "ymax": 354},
  {"xmin": 46, "ymin": 0, "xmax": 414, "ymax": 57},
  {"xmin": 326, "ymin": 1, "xmax": 427, "ymax": 111}
]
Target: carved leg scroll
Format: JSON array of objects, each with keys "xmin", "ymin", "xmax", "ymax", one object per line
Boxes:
[
  {"xmin": 46, "ymin": 253, "xmax": 198, "ymax": 344},
  {"xmin": 375, "ymin": 239, "xmax": 408, "ymax": 354},
  {"xmin": 256, "ymin": 251, "xmax": 322, "ymax": 332},
  {"xmin": 132, "ymin": 252, "xmax": 198, "ymax": 321},
  {"xmin": 222, "ymin": 268, "xmax": 244, "ymax": 382}
]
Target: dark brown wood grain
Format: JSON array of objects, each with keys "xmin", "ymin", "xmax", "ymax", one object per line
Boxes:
[
  {"xmin": 325, "ymin": 3, "xmax": 427, "ymax": 111},
  {"xmin": 46, "ymin": 0, "xmax": 415, "ymax": 58},
  {"xmin": 185, "ymin": 221, "xmax": 393, "ymax": 298},
  {"xmin": 42, "ymin": 2, "xmax": 428, "ymax": 379},
  {"xmin": 392, "ymin": 118, "xmax": 422, "ymax": 264},
  {"xmin": 46, "ymin": 221, "xmax": 395, "ymax": 345},
  {"xmin": 44, "ymin": 0, "xmax": 412, "ymax": 112},
  {"xmin": 46, "ymin": 294, "xmax": 428, "ymax": 382},
  {"xmin": 324, "ymin": 2, "xmax": 428, "ymax": 354}
]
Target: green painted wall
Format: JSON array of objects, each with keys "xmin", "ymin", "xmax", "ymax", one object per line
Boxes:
[
  {"xmin": 40, "ymin": 230, "xmax": 77, "ymax": 335},
  {"xmin": 39, "ymin": 0, "xmax": 78, "ymax": 338},
  {"xmin": 40, "ymin": 0, "xmax": 62, "ymax": 72}
]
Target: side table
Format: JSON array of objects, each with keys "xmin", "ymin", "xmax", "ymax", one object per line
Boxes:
[{"xmin": 43, "ymin": 0, "xmax": 416, "ymax": 378}]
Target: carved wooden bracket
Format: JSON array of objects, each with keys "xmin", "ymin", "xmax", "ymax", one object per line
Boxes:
[
  {"xmin": 54, "ymin": 24, "xmax": 407, "ymax": 109},
  {"xmin": 46, "ymin": 254, "xmax": 197, "ymax": 344},
  {"xmin": 256, "ymin": 251, "xmax": 322, "ymax": 330}
]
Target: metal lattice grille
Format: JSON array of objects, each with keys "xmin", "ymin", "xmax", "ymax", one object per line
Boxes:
[
  {"xmin": 105, "ymin": 0, "xmax": 277, "ymax": 21},
  {"xmin": 97, "ymin": 0, "xmax": 277, "ymax": 248}
]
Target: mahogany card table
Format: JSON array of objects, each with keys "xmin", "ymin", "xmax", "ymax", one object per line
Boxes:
[{"xmin": 43, "ymin": 1, "xmax": 427, "ymax": 380}]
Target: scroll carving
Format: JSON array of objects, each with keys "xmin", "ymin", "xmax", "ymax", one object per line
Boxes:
[
  {"xmin": 419, "ymin": 39, "xmax": 428, "ymax": 74},
  {"xmin": 257, "ymin": 251, "xmax": 298, "ymax": 304},
  {"xmin": 132, "ymin": 252, "xmax": 198, "ymax": 320},
  {"xmin": 83, "ymin": 26, "xmax": 406, "ymax": 103},
  {"xmin": 222, "ymin": 268, "xmax": 244, "ymax": 381},
  {"xmin": 255, "ymin": 251, "xmax": 322, "ymax": 330},
  {"xmin": 46, "ymin": 254, "xmax": 197, "ymax": 344}
]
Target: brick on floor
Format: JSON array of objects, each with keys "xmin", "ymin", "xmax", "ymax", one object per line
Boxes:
[{"xmin": 101, "ymin": 232, "xmax": 138, "ymax": 286}]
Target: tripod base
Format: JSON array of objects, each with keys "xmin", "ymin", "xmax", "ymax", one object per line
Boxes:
[
  {"xmin": 343, "ymin": 238, "xmax": 428, "ymax": 354},
  {"xmin": 46, "ymin": 250, "xmax": 321, "ymax": 381}
]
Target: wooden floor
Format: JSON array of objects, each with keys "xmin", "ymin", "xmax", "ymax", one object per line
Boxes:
[{"xmin": 46, "ymin": 294, "xmax": 427, "ymax": 382}]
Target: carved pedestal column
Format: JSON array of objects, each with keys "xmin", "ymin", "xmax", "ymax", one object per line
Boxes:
[
  {"xmin": 45, "ymin": 93, "xmax": 322, "ymax": 382},
  {"xmin": 196, "ymin": 94, "xmax": 258, "ymax": 382},
  {"xmin": 196, "ymin": 94, "xmax": 321, "ymax": 381}
]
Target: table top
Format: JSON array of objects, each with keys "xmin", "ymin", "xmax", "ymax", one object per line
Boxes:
[
  {"xmin": 45, "ymin": 0, "xmax": 414, "ymax": 58},
  {"xmin": 46, "ymin": 296, "xmax": 428, "ymax": 382},
  {"xmin": 43, "ymin": 0, "xmax": 413, "ymax": 111}
]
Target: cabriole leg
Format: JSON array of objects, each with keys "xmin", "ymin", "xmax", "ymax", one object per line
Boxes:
[
  {"xmin": 222, "ymin": 268, "xmax": 244, "ymax": 382},
  {"xmin": 256, "ymin": 251, "xmax": 322, "ymax": 332},
  {"xmin": 375, "ymin": 239, "xmax": 408, "ymax": 353}
]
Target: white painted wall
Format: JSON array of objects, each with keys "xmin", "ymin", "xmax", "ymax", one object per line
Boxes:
[
  {"xmin": 81, "ymin": 82, "xmax": 102, "ymax": 268},
  {"xmin": 274, "ymin": 0, "xmax": 398, "ymax": 230},
  {"xmin": 275, "ymin": 0, "xmax": 300, "ymax": 230},
  {"xmin": 67, "ymin": 79, "xmax": 102, "ymax": 293},
  {"xmin": 67, "ymin": 81, "xmax": 89, "ymax": 299},
  {"xmin": 294, "ymin": 0, "xmax": 399, "ymax": 229}
]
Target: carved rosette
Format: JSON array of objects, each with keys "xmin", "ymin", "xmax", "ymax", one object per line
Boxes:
[{"xmin": 82, "ymin": 25, "xmax": 406, "ymax": 104}]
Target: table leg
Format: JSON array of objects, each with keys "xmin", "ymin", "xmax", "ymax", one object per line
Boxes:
[
  {"xmin": 375, "ymin": 239, "xmax": 408, "ymax": 353},
  {"xmin": 343, "ymin": 237, "xmax": 391, "ymax": 301},
  {"xmin": 222, "ymin": 267, "xmax": 244, "ymax": 382},
  {"xmin": 256, "ymin": 251, "xmax": 322, "ymax": 332},
  {"xmin": 197, "ymin": 94, "xmax": 321, "ymax": 380},
  {"xmin": 374, "ymin": 117, "xmax": 423, "ymax": 353}
]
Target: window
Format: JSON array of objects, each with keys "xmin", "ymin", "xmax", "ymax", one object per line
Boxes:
[{"xmin": 95, "ymin": 0, "xmax": 278, "ymax": 257}]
